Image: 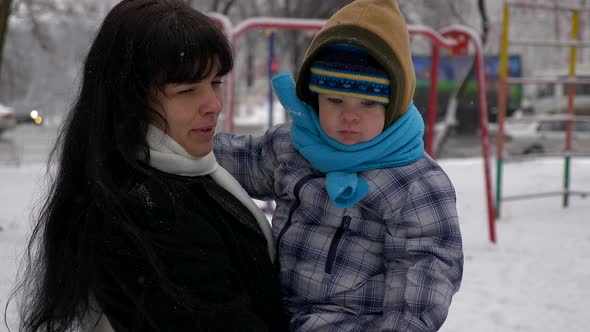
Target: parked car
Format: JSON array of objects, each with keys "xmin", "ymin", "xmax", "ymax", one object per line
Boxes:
[
  {"xmin": 15, "ymin": 109, "xmax": 44, "ymax": 125},
  {"xmin": 503, "ymin": 116, "xmax": 590, "ymax": 156},
  {"xmin": 0, "ymin": 104, "xmax": 17, "ymax": 135}
]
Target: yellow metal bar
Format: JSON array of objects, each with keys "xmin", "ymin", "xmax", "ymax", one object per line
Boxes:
[
  {"xmin": 563, "ymin": 10, "xmax": 579, "ymax": 208},
  {"xmin": 505, "ymin": 2, "xmax": 590, "ymax": 12},
  {"xmin": 508, "ymin": 39, "xmax": 590, "ymax": 47},
  {"xmin": 507, "ymin": 77, "xmax": 590, "ymax": 85},
  {"xmin": 569, "ymin": 12, "xmax": 579, "ymax": 77},
  {"xmin": 496, "ymin": 2, "xmax": 511, "ymax": 218},
  {"xmin": 500, "ymin": 2, "xmax": 589, "ymax": 213},
  {"xmin": 499, "ymin": 4, "xmax": 510, "ymax": 80}
]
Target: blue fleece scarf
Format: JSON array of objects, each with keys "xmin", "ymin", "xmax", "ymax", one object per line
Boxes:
[{"xmin": 272, "ymin": 73, "xmax": 425, "ymax": 208}]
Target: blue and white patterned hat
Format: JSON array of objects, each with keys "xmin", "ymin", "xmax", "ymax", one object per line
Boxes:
[{"xmin": 309, "ymin": 44, "xmax": 391, "ymax": 105}]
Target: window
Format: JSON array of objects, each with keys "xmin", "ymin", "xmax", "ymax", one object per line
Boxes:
[
  {"xmin": 536, "ymin": 84, "xmax": 555, "ymax": 98},
  {"xmin": 573, "ymin": 122, "xmax": 590, "ymax": 132},
  {"xmin": 575, "ymin": 84, "xmax": 590, "ymax": 96},
  {"xmin": 537, "ymin": 121, "xmax": 564, "ymax": 132}
]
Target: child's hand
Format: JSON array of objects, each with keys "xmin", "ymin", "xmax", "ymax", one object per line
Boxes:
[{"xmin": 271, "ymin": 73, "xmax": 315, "ymax": 122}]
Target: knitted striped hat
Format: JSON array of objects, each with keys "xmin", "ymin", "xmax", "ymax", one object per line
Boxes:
[{"xmin": 309, "ymin": 44, "xmax": 391, "ymax": 105}]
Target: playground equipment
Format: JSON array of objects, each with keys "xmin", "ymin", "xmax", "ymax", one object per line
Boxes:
[
  {"xmin": 496, "ymin": 1, "xmax": 590, "ymax": 218},
  {"xmin": 210, "ymin": 15, "xmax": 497, "ymax": 243}
]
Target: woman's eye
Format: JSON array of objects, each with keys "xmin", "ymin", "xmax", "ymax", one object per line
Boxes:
[
  {"xmin": 212, "ymin": 80, "xmax": 224, "ymax": 86},
  {"xmin": 178, "ymin": 88, "xmax": 194, "ymax": 94}
]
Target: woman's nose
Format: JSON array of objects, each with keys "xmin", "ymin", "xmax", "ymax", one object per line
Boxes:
[{"xmin": 200, "ymin": 89, "xmax": 223, "ymax": 115}]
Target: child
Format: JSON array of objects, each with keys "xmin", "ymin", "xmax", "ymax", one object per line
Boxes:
[{"xmin": 214, "ymin": 0, "xmax": 463, "ymax": 330}]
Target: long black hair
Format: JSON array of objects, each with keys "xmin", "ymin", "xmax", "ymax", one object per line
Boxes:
[{"xmin": 9, "ymin": 0, "xmax": 233, "ymax": 331}]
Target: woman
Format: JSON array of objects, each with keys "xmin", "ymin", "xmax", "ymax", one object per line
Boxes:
[{"xmin": 13, "ymin": 0, "xmax": 288, "ymax": 331}]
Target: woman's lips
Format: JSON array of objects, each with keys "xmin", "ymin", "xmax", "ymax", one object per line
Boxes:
[{"xmin": 191, "ymin": 126, "xmax": 215, "ymax": 137}]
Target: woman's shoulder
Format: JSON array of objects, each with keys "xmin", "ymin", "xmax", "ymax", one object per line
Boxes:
[
  {"xmin": 120, "ymin": 168, "xmax": 206, "ymax": 233},
  {"xmin": 123, "ymin": 166, "xmax": 187, "ymax": 213}
]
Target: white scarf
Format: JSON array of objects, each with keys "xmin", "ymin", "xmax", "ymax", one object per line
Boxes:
[{"xmin": 144, "ymin": 125, "xmax": 274, "ymax": 261}]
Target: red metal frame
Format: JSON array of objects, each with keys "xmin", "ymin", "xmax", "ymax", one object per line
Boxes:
[
  {"xmin": 211, "ymin": 16, "xmax": 497, "ymax": 243},
  {"xmin": 425, "ymin": 44, "xmax": 440, "ymax": 157}
]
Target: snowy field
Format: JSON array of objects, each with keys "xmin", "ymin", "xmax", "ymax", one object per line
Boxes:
[{"xmin": 1, "ymin": 126, "xmax": 589, "ymax": 331}]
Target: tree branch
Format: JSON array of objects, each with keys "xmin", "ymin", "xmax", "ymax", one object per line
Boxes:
[
  {"xmin": 0, "ymin": 0, "xmax": 13, "ymax": 79},
  {"xmin": 221, "ymin": 0, "xmax": 235, "ymax": 15},
  {"xmin": 448, "ymin": 0, "xmax": 468, "ymax": 25},
  {"xmin": 20, "ymin": 0, "xmax": 53, "ymax": 51}
]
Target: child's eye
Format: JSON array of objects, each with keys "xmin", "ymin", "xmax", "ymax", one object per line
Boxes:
[
  {"xmin": 362, "ymin": 100, "xmax": 377, "ymax": 107},
  {"xmin": 327, "ymin": 97, "xmax": 342, "ymax": 104}
]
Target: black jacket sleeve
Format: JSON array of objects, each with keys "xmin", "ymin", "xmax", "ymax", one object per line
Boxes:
[{"xmin": 94, "ymin": 178, "xmax": 273, "ymax": 332}]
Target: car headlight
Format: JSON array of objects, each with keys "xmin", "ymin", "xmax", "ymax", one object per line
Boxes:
[{"xmin": 30, "ymin": 109, "xmax": 42, "ymax": 125}]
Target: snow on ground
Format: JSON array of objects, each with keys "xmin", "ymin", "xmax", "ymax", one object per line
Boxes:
[
  {"xmin": 1, "ymin": 163, "xmax": 47, "ymax": 332},
  {"xmin": 439, "ymin": 157, "xmax": 590, "ymax": 332},
  {"xmin": 1, "ymin": 142, "xmax": 589, "ymax": 331}
]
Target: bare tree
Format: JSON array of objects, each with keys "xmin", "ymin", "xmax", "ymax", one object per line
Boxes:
[
  {"xmin": 0, "ymin": 0, "xmax": 117, "ymax": 120},
  {"xmin": 6, "ymin": 0, "xmax": 114, "ymax": 53},
  {"xmin": 276, "ymin": 0, "xmax": 351, "ymax": 73},
  {"xmin": 443, "ymin": 0, "xmax": 490, "ymax": 138},
  {"xmin": 0, "ymin": 0, "xmax": 12, "ymax": 79},
  {"xmin": 453, "ymin": 0, "xmax": 491, "ymax": 98},
  {"xmin": 211, "ymin": 0, "xmax": 235, "ymax": 15},
  {"xmin": 406, "ymin": 0, "xmax": 491, "ymax": 155},
  {"xmin": 186, "ymin": 0, "xmax": 236, "ymax": 15}
]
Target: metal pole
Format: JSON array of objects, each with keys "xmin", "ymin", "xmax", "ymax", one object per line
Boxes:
[
  {"xmin": 226, "ymin": 18, "xmax": 325, "ymax": 133},
  {"xmin": 425, "ymin": 44, "xmax": 440, "ymax": 157},
  {"xmin": 475, "ymin": 41, "xmax": 497, "ymax": 243},
  {"xmin": 268, "ymin": 30, "xmax": 276, "ymax": 128},
  {"xmin": 440, "ymin": 25, "xmax": 496, "ymax": 243},
  {"xmin": 209, "ymin": 14, "xmax": 235, "ymax": 133},
  {"xmin": 265, "ymin": 30, "xmax": 277, "ymax": 214},
  {"xmin": 563, "ymin": 10, "xmax": 580, "ymax": 207},
  {"xmin": 496, "ymin": 2, "xmax": 511, "ymax": 219},
  {"xmin": 505, "ymin": 1, "xmax": 590, "ymax": 12},
  {"xmin": 223, "ymin": 18, "xmax": 497, "ymax": 243}
]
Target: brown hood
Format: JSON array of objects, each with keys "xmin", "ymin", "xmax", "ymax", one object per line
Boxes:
[{"xmin": 296, "ymin": 0, "xmax": 415, "ymax": 128}]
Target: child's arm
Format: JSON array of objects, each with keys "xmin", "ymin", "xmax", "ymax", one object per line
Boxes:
[
  {"xmin": 382, "ymin": 169, "xmax": 463, "ymax": 331},
  {"xmin": 214, "ymin": 73, "xmax": 311, "ymax": 200},
  {"xmin": 213, "ymin": 125, "xmax": 284, "ymax": 200}
]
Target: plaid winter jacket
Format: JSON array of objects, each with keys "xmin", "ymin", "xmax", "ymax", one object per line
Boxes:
[{"xmin": 214, "ymin": 123, "xmax": 463, "ymax": 332}]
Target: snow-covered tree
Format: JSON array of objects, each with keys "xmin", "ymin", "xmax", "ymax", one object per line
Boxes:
[{"xmin": 1, "ymin": 0, "xmax": 589, "ymax": 126}]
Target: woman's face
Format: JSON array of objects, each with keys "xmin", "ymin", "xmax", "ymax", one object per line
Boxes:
[{"xmin": 150, "ymin": 68, "xmax": 225, "ymax": 157}]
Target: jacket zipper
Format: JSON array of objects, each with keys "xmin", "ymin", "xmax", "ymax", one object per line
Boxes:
[
  {"xmin": 325, "ymin": 216, "xmax": 351, "ymax": 275},
  {"xmin": 274, "ymin": 174, "xmax": 322, "ymax": 270}
]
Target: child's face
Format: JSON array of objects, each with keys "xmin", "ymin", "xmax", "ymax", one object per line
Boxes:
[{"xmin": 318, "ymin": 93, "xmax": 386, "ymax": 145}]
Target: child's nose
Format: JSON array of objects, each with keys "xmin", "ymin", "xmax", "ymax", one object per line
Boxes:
[{"xmin": 341, "ymin": 108, "xmax": 360, "ymax": 122}]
